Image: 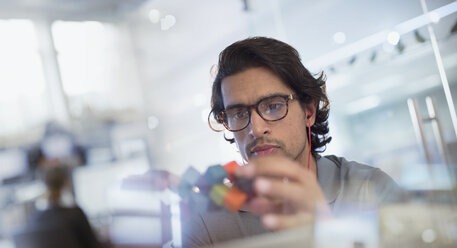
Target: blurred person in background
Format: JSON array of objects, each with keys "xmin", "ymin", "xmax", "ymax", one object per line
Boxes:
[{"xmin": 15, "ymin": 166, "xmax": 102, "ymax": 248}]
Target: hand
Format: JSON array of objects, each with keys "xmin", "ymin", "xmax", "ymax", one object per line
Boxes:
[{"xmin": 235, "ymin": 155, "xmax": 331, "ymax": 231}]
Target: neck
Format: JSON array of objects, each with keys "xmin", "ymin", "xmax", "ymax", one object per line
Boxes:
[
  {"xmin": 307, "ymin": 155, "xmax": 318, "ymax": 177},
  {"xmin": 48, "ymin": 190, "xmax": 61, "ymax": 206},
  {"xmin": 296, "ymin": 142, "xmax": 317, "ymax": 177}
]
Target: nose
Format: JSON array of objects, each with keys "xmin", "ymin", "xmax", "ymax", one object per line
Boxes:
[{"xmin": 248, "ymin": 109, "xmax": 271, "ymax": 138}]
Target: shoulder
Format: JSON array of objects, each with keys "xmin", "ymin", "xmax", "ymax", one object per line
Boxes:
[
  {"xmin": 321, "ymin": 155, "xmax": 403, "ymax": 204},
  {"xmin": 68, "ymin": 205, "xmax": 86, "ymax": 215},
  {"xmin": 324, "ymin": 155, "xmax": 394, "ymax": 182},
  {"xmin": 41, "ymin": 206, "xmax": 89, "ymax": 223}
]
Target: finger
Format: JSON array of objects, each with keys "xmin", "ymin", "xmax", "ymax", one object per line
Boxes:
[
  {"xmin": 243, "ymin": 196, "xmax": 281, "ymax": 216},
  {"xmin": 262, "ymin": 213, "xmax": 314, "ymax": 231},
  {"xmin": 249, "ymin": 156, "xmax": 313, "ymax": 183},
  {"xmin": 234, "ymin": 163, "xmax": 255, "ymax": 178},
  {"xmin": 255, "ymin": 177, "xmax": 320, "ymax": 211}
]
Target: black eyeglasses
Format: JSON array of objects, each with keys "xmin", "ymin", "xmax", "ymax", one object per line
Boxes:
[{"xmin": 208, "ymin": 94, "xmax": 296, "ymax": 132}]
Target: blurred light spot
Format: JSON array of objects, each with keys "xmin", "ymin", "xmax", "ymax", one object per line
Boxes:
[
  {"xmin": 192, "ymin": 186, "xmax": 200, "ymax": 193},
  {"xmin": 160, "ymin": 15, "xmax": 176, "ymax": 31},
  {"xmin": 387, "ymin": 31, "xmax": 400, "ymax": 45},
  {"xmin": 429, "ymin": 12, "xmax": 440, "ymax": 23},
  {"xmin": 147, "ymin": 115, "xmax": 160, "ymax": 130},
  {"xmin": 148, "ymin": 9, "xmax": 160, "ymax": 23},
  {"xmin": 193, "ymin": 93, "xmax": 206, "ymax": 107},
  {"xmin": 223, "ymin": 178, "xmax": 233, "ymax": 187},
  {"xmin": 333, "ymin": 32, "xmax": 346, "ymax": 44},
  {"xmin": 422, "ymin": 229, "xmax": 437, "ymax": 243}
]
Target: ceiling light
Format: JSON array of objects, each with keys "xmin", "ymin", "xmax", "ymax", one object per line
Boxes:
[
  {"xmin": 147, "ymin": 115, "xmax": 159, "ymax": 130},
  {"xmin": 387, "ymin": 31, "xmax": 400, "ymax": 45},
  {"xmin": 333, "ymin": 32, "xmax": 346, "ymax": 44},
  {"xmin": 148, "ymin": 9, "xmax": 160, "ymax": 23},
  {"xmin": 160, "ymin": 15, "xmax": 176, "ymax": 31},
  {"xmin": 429, "ymin": 12, "xmax": 440, "ymax": 23}
]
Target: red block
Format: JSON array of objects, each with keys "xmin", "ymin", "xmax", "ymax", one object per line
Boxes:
[
  {"xmin": 223, "ymin": 187, "xmax": 247, "ymax": 212},
  {"xmin": 223, "ymin": 161, "xmax": 240, "ymax": 182}
]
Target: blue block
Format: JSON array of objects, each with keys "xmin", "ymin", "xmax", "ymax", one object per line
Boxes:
[
  {"xmin": 195, "ymin": 175, "xmax": 211, "ymax": 196},
  {"xmin": 177, "ymin": 181, "xmax": 192, "ymax": 199},
  {"xmin": 204, "ymin": 165, "xmax": 228, "ymax": 185},
  {"xmin": 182, "ymin": 166, "xmax": 201, "ymax": 186}
]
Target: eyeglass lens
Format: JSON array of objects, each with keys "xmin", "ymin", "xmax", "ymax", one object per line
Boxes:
[{"xmin": 225, "ymin": 95, "xmax": 289, "ymax": 131}]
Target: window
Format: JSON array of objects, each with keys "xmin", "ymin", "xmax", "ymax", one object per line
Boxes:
[
  {"xmin": 52, "ymin": 21, "xmax": 143, "ymax": 118},
  {"xmin": 0, "ymin": 19, "xmax": 49, "ymax": 138}
]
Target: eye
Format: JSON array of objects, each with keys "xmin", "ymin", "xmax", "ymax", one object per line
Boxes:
[
  {"xmin": 262, "ymin": 98, "xmax": 286, "ymax": 115},
  {"xmin": 227, "ymin": 108, "xmax": 248, "ymax": 120},
  {"xmin": 266, "ymin": 102, "xmax": 284, "ymax": 111},
  {"xmin": 234, "ymin": 110, "xmax": 248, "ymax": 119}
]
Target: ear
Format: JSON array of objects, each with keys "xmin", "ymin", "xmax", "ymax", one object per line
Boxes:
[{"xmin": 305, "ymin": 100, "xmax": 318, "ymax": 127}]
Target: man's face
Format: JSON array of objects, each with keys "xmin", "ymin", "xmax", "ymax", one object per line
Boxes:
[{"xmin": 221, "ymin": 67, "xmax": 309, "ymax": 165}]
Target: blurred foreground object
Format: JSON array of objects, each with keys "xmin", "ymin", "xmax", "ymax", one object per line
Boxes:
[{"xmin": 208, "ymin": 203, "xmax": 457, "ymax": 248}]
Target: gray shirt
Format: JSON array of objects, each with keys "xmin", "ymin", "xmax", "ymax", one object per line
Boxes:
[{"xmin": 182, "ymin": 155, "xmax": 402, "ymax": 247}]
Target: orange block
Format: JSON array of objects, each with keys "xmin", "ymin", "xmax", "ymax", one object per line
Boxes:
[
  {"xmin": 223, "ymin": 187, "xmax": 247, "ymax": 212},
  {"xmin": 223, "ymin": 161, "xmax": 240, "ymax": 182}
]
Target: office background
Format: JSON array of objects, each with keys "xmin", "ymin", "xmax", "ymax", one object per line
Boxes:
[{"xmin": 0, "ymin": 0, "xmax": 456, "ymax": 247}]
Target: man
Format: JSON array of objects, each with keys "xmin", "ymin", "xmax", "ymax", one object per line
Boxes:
[{"xmin": 182, "ymin": 37, "xmax": 402, "ymax": 247}]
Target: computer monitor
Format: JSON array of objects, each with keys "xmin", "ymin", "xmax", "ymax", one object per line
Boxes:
[{"xmin": 72, "ymin": 157, "xmax": 151, "ymax": 217}]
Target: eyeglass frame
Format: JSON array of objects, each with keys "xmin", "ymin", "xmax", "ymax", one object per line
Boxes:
[{"xmin": 208, "ymin": 93, "xmax": 297, "ymax": 132}]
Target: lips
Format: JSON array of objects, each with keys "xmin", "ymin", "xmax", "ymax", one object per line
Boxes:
[{"xmin": 251, "ymin": 144, "xmax": 279, "ymax": 156}]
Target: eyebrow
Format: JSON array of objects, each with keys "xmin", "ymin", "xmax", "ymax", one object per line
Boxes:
[{"xmin": 224, "ymin": 93, "xmax": 291, "ymax": 110}]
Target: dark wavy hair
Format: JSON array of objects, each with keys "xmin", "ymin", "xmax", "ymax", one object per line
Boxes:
[{"xmin": 210, "ymin": 37, "xmax": 331, "ymax": 156}]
